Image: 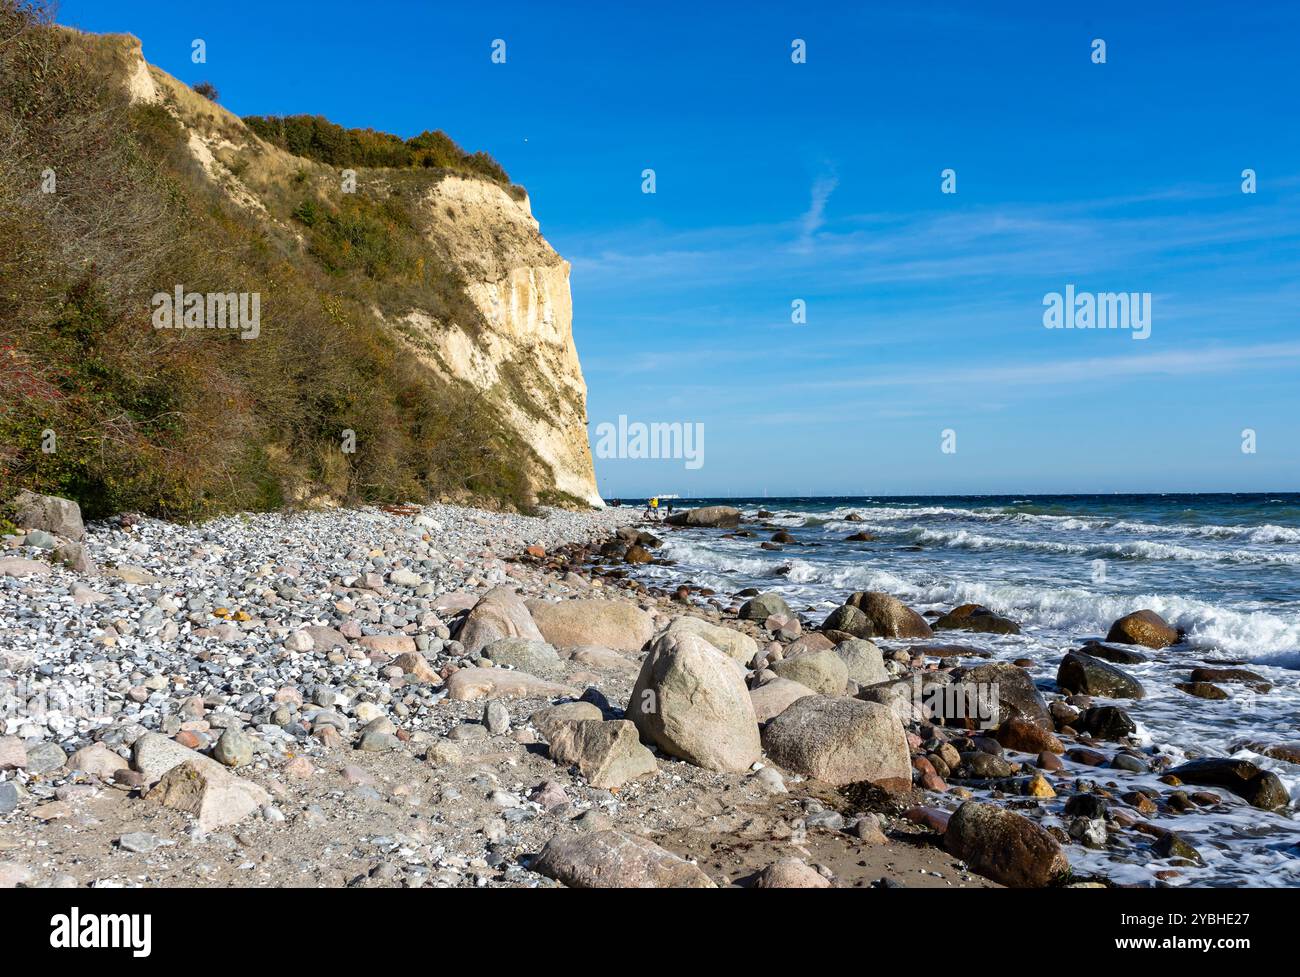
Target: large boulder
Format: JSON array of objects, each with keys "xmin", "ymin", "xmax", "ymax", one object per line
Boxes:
[
  {"xmin": 760, "ymin": 695, "xmax": 910, "ymax": 788},
  {"xmin": 933, "ymin": 603, "xmax": 1020, "ymax": 635},
  {"xmin": 834, "ymin": 638, "xmax": 889, "ymax": 686},
  {"xmin": 950, "ymin": 661, "xmax": 1053, "ymax": 730},
  {"xmin": 857, "ymin": 673, "xmax": 953, "ymax": 724},
  {"xmin": 1057, "ymin": 651, "xmax": 1146, "ymax": 699},
  {"xmin": 548, "ymin": 720, "xmax": 657, "ymax": 789},
  {"xmin": 11, "ymin": 490, "xmax": 84, "ymax": 542},
  {"xmin": 666, "ymin": 505, "xmax": 741, "ymax": 528},
  {"xmin": 770, "ymin": 649, "xmax": 848, "ymax": 695},
  {"xmin": 532, "ymin": 829, "xmax": 716, "ymax": 888},
  {"xmin": 145, "ymin": 760, "xmax": 270, "ymax": 832},
  {"xmin": 482, "ymin": 637, "xmax": 564, "ymax": 680},
  {"xmin": 526, "ymin": 598, "xmax": 654, "ymax": 653},
  {"xmin": 749, "ymin": 677, "xmax": 816, "ymax": 723},
  {"xmin": 457, "ymin": 587, "xmax": 545, "ymax": 657},
  {"xmin": 1167, "ymin": 758, "xmax": 1290, "ymax": 810},
  {"xmin": 739, "ymin": 592, "xmax": 791, "ymax": 621},
  {"xmin": 655, "ymin": 616, "xmax": 758, "ymax": 664},
  {"xmin": 1106, "ymin": 609, "xmax": 1180, "ymax": 649},
  {"xmin": 626, "ymin": 632, "xmax": 761, "ymax": 772},
  {"xmin": 820, "ymin": 604, "xmax": 874, "ymax": 639},
  {"xmin": 845, "ymin": 592, "xmax": 933, "ymax": 638},
  {"xmin": 945, "ymin": 801, "xmax": 1069, "ymax": 887}
]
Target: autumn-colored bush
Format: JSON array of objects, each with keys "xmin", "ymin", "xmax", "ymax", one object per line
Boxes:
[{"xmin": 0, "ymin": 0, "xmax": 537, "ymax": 518}]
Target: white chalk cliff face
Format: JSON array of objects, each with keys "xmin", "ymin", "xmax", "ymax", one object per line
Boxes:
[
  {"xmin": 411, "ymin": 176, "xmax": 602, "ymax": 507},
  {"xmin": 116, "ymin": 35, "xmax": 602, "ymax": 507}
]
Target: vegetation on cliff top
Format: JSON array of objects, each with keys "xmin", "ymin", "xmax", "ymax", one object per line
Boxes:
[
  {"xmin": 244, "ymin": 114, "xmax": 514, "ymax": 187},
  {"xmin": 0, "ymin": 0, "xmax": 544, "ymax": 519}
]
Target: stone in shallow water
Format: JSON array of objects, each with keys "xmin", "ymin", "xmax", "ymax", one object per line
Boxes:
[
  {"xmin": 1106, "ymin": 609, "xmax": 1179, "ymax": 649},
  {"xmin": 1056, "ymin": 651, "xmax": 1146, "ymax": 700},
  {"xmin": 1166, "ymin": 758, "xmax": 1289, "ymax": 810}
]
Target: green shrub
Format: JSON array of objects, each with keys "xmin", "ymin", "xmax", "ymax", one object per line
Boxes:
[
  {"xmin": 0, "ymin": 0, "xmax": 543, "ymax": 518},
  {"xmin": 243, "ymin": 113, "xmax": 513, "ymax": 185}
]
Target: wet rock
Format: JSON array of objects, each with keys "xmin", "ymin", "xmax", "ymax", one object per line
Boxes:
[
  {"xmin": 945, "ymin": 801, "xmax": 1069, "ymax": 887},
  {"xmin": 933, "ymin": 603, "xmax": 1020, "ymax": 635},
  {"xmin": 845, "ymin": 591, "xmax": 933, "ymax": 638},
  {"xmin": 1078, "ymin": 705, "xmax": 1137, "ymax": 740},
  {"xmin": 1174, "ymin": 681, "xmax": 1228, "ymax": 701},
  {"xmin": 951, "ymin": 661, "xmax": 1053, "ymax": 729},
  {"xmin": 1066, "ymin": 747, "xmax": 1108, "ymax": 767},
  {"xmin": 1167, "ymin": 758, "xmax": 1289, "ymax": 810},
  {"xmin": 665, "ymin": 505, "xmax": 740, "ymax": 529},
  {"xmin": 761, "ymin": 695, "xmax": 910, "ymax": 788},
  {"xmin": 1064, "ymin": 794, "xmax": 1109, "ymax": 819},
  {"xmin": 1236, "ymin": 741, "xmax": 1300, "ymax": 765},
  {"xmin": 1152, "ymin": 830, "xmax": 1204, "ymax": 865},
  {"xmin": 958, "ymin": 751, "xmax": 1015, "ymax": 779},
  {"xmin": 1106, "ymin": 609, "xmax": 1180, "ymax": 649},
  {"xmin": 1076, "ymin": 640, "xmax": 1147, "ymax": 665},
  {"xmin": 1190, "ymin": 667, "xmax": 1271, "ymax": 692},
  {"xmin": 532, "ymin": 829, "xmax": 716, "ymax": 887},
  {"xmin": 1057, "ymin": 651, "xmax": 1146, "ymax": 699},
  {"xmin": 995, "ymin": 717, "xmax": 1064, "ymax": 754}
]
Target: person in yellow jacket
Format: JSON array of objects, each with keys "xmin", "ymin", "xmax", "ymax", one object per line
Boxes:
[{"xmin": 645, "ymin": 497, "xmax": 659, "ymax": 520}]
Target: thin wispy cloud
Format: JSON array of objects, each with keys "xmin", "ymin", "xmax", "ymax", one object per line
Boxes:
[{"xmin": 796, "ymin": 173, "xmax": 838, "ymax": 252}]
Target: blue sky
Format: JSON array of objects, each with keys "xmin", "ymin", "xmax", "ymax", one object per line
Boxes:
[{"xmin": 58, "ymin": 1, "xmax": 1300, "ymax": 498}]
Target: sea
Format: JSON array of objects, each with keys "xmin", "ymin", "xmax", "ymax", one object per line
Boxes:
[{"xmin": 627, "ymin": 494, "xmax": 1300, "ymax": 887}]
